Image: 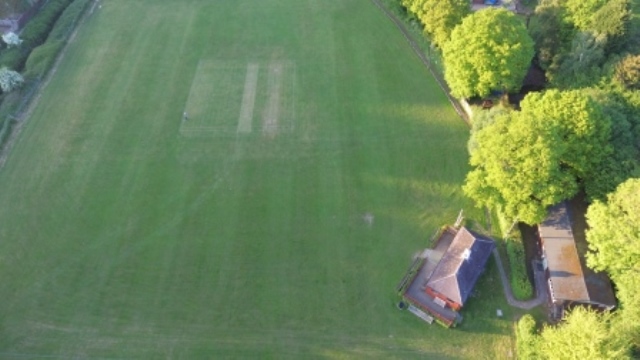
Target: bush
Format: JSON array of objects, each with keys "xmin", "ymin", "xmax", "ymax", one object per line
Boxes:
[
  {"xmin": 47, "ymin": 0, "xmax": 92, "ymax": 42},
  {"xmin": 20, "ymin": 0, "xmax": 74, "ymax": 47},
  {"xmin": 516, "ymin": 314, "xmax": 540, "ymax": 359},
  {"xmin": 0, "ymin": 0, "xmax": 75, "ymax": 71},
  {"xmin": 0, "ymin": 0, "xmax": 91, "ymax": 149},
  {"xmin": 24, "ymin": 0, "xmax": 92, "ymax": 79},
  {"xmin": 0, "ymin": 46, "xmax": 30, "ymax": 70},
  {"xmin": 506, "ymin": 238, "xmax": 534, "ymax": 300},
  {"xmin": 2, "ymin": 32, "xmax": 23, "ymax": 48},
  {"xmin": 24, "ymin": 40, "xmax": 64, "ymax": 79},
  {"xmin": 0, "ymin": 67, "xmax": 24, "ymax": 92}
]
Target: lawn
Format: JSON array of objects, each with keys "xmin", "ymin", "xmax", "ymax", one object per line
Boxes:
[{"xmin": 0, "ymin": 0, "xmax": 515, "ymax": 358}]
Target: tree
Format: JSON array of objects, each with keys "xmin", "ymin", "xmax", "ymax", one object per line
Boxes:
[
  {"xmin": 0, "ymin": 67, "xmax": 24, "ymax": 93},
  {"xmin": 463, "ymin": 90, "xmax": 612, "ymax": 224},
  {"xmin": 614, "ymin": 273, "xmax": 640, "ymax": 338},
  {"xmin": 586, "ymin": 178, "xmax": 640, "ymax": 350},
  {"xmin": 563, "ymin": 0, "xmax": 607, "ymax": 32},
  {"xmin": 585, "ymin": 178, "xmax": 640, "ymax": 277},
  {"xmin": 467, "ymin": 103, "xmax": 510, "ymax": 154},
  {"xmin": 550, "ymin": 32, "xmax": 606, "ymax": 89},
  {"xmin": 615, "ymin": 54, "xmax": 640, "ymax": 90},
  {"xmin": 539, "ymin": 307, "xmax": 631, "ymax": 360},
  {"xmin": 516, "ymin": 315, "xmax": 540, "ymax": 359},
  {"xmin": 532, "ymin": 0, "xmax": 631, "ymax": 86},
  {"xmin": 401, "ymin": 0, "xmax": 470, "ymax": 48},
  {"xmin": 1, "ymin": 32, "xmax": 22, "ymax": 48},
  {"xmin": 590, "ymin": 0, "xmax": 631, "ymax": 52},
  {"xmin": 529, "ymin": 0, "xmax": 573, "ymax": 70},
  {"xmin": 442, "ymin": 8, "xmax": 534, "ymax": 98},
  {"xmin": 584, "ymin": 89, "xmax": 640, "ymax": 198}
]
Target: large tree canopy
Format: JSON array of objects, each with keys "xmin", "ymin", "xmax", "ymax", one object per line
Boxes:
[
  {"xmin": 529, "ymin": 0, "xmax": 573, "ymax": 70},
  {"xmin": 539, "ymin": 307, "xmax": 631, "ymax": 360},
  {"xmin": 616, "ymin": 54, "xmax": 640, "ymax": 90},
  {"xmin": 531, "ymin": 0, "xmax": 632, "ymax": 88},
  {"xmin": 585, "ymin": 89, "xmax": 640, "ymax": 197},
  {"xmin": 463, "ymin": 90, "xmax": 612, "ymax": 224},
  {"xmin": 586, "ymin": 178, "xmax": 640, "ymax": 276},
  {"xmin": 564, "ymin": 0, "xmax": 607, "ymax": 31},
  {"xmin": 442, "ymin": 8, "xmax": 534, "ymax": 98},
  {"xmin": 401, "ymin": 0, "xmax": 470, "ymax": 48},
  {"xmin": 550, "ymin": 31, "xmax": 607, "ymax": 88},
  {"xmin": 586, "ymin": 178, "xmax": 640, "ymax": 350}
]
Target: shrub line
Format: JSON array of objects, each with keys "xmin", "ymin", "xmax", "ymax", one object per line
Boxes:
[{"xmin": 0, "ymin": 0, "xmax": 97, "ymax": 169}]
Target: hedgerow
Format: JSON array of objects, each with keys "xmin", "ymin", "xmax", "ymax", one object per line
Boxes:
[
  {"xmin": 506, "ymin": 237, "xmax": 533, "ymax": 300},
  {"xmin": 25, "ymin": 0, "xmax": 92, "ymax": 79},
  {"xmin": 0, "ymin": 0, "xmax": 92, "ymax": 149},
  {"xmin": 496, "ymin": 208, "xmax": 534, "ymax": 300},
  {"xmin": 23, "ymin": 40, "xmax": 63, "ymax": 79},
  {"xmin": 0, "ymin": 0, "xmax": 75, "ymax": 72}
]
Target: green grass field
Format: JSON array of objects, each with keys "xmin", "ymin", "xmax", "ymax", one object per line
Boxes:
[{"xmin": 0, "ymin": 0, "xmax": 516, "ymax": 358}]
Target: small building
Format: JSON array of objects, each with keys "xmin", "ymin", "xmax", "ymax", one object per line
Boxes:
[
  {"xmin": 425, "ymin": 227, "xmax": 496, "ymax": 311},
  {"xmin": 538, "ymin": 203, "xmax": 616, "ymax": 317},
  {"xmin": 401, "ymin": 226, "xmax": 496, "ymax": 327}
]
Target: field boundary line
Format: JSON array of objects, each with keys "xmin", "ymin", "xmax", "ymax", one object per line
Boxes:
[
  {"xmin": 368, "ymin": 0, "xmax": 469, "ymax": 125},
  {"xmin": 237, "ymin": 63, "xmax": 259, "ymax": 134},
  {"xmin": 0, "ymin": 0, "xmax": 100, "ymax": 169},
  {"xmin": 262, "ymin": 61, "xmax": 284, "ymax": 137}
]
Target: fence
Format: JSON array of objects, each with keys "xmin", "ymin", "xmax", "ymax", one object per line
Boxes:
[{"xmin": 369, "ymin": 0, "xmax": 470, "ymax": 125}]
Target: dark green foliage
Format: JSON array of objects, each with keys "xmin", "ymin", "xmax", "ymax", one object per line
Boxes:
[
  {"xmin": 529, "ymin": 0, "xmax": 573, "ymax": 70},
  {"xmin": 24, "ymin": 0, "xmax": 92, "ymax": 79},
  {"xmin": 547, "ymin": 0, "xmax": 632, "ymax": 88},
  {"xmin": 0, "ymin": 0, "xmax": 35, "ymax": 18},
  {"xmin": 506, "ymin": 238, "xmax": 533, "ymax": 300},
  {"xmin": 591, "ymin": 0, "xmax": 631, "ymax": 52},
  {"xmin": 550, "ymin": 32, "xmax": 607, "ymax": 89},
  {"xmin": 20, "ymin": 0, "xmax": 73, "ymax": 46},
  {"xmin": 46, "ymin": 0, "xmax": 92, "ymax": 42},
  {"xmin": 615, "ymin": 54, "xmax": 640, "ymax": 90},
  {"xmin": 584, "ymin": 89, "xmax": 640, "ymax": 198},
  {"xmin": 531, "ymin": 0, "xmax": 636, "ymax": 89},
  {"xmin": 23, "ymin": 41, "xmax": 64, "ymax": 79},
  {"xmin": 0, "ymin": 0, "xmax": 74, "ymax": 71},
  {"xmin": 0, "ymin": 0, "xmax": 90, "ymax": 147},
  {"xmin": 0, "ymin": 46, "xmax": 30, "ymax": 70}
]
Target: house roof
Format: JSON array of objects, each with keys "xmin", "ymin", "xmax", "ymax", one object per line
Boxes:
[
  {"xmin": 539, "ymin": 203, "xmax": 616, "ymax": 309},
  {"xmin": 426, "ymin": 227, "xmax": 495, "ymax": 306}
]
